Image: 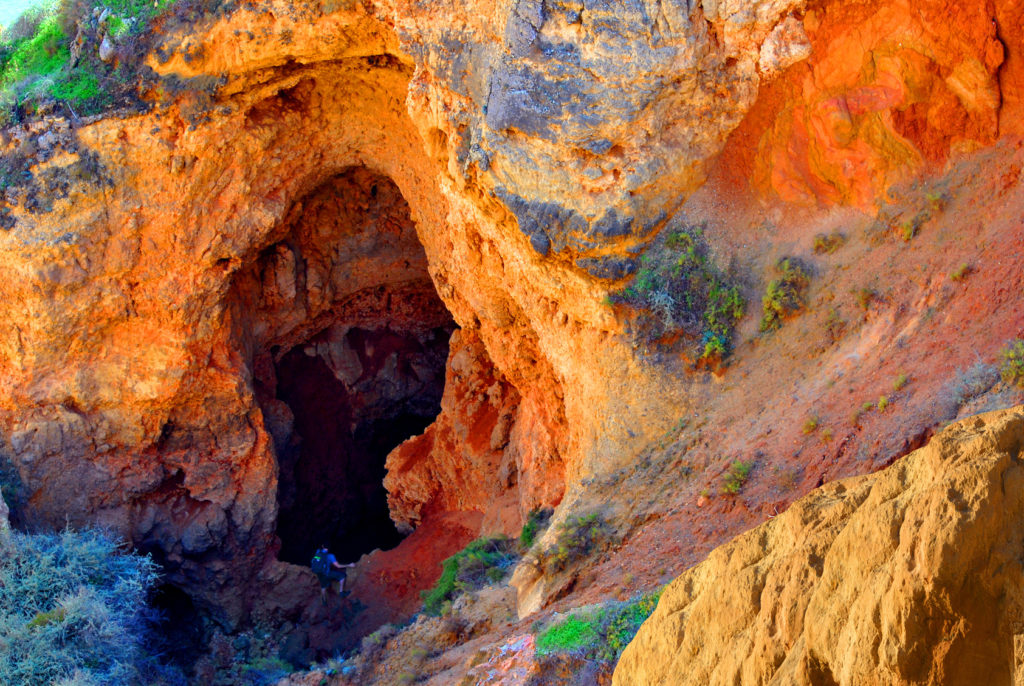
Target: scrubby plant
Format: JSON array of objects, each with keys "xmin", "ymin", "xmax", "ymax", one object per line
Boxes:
[
  {"xmin": 610, "ymin": 222, "xmax": 745, "ymax": 360},
  {"xmin": 893, "ymin": 373, "xmax": 908, "ymax": 392},
  {"xmin": 538, "ymin": 512, "xmax": 613, "ymax": 575},
  {"xmin": 824, "ymin": 307, "xmax": 845, "ymax": 343},
  {"xmin": 759, "ymin": 258, "xmax": 810, "ymax": 332},
  {"xmin": 519, "ymin": 507, "xmax": 553, "ymax": 550},
  {"xmin": 802, "ymin": 416, "xmax": 819, "ymax": 434},
  {"xmin": 420, "ymin": 536, "xmax": 518, "ymax": 616},
  {"xmin": 950, "ymin": 263, "xmax": 971, "ymax": 282},
  {"xmin": 0, "ymin": 527, "xmax": 180, "ymax": 685},
  {"xmin": 950, "ymin": 361, "xmax": 999, "ymax": 406},
  {"xmin": 812, "ymin": 231, "xmax": 845, "ymax": 254},
  {"xmin": 999, "ymin": 339, "xmax": 1024, "ymax": 388},
  {"xmin": 534, "ymin": 591, "xmax": 661, "ymax": 664},
  {"xmin": 877, "ymin": 395, "xmax": 889, "ymax": 411},
  {"xmin": 855, "ymin": 287, "xmax": 876, "ymax": 311},
  {"xmin": 722, "ymin": 460, "xmax": 753, "ymax": 495}
]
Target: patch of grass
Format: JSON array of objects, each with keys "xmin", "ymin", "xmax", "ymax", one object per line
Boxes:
[
  {"xmin": 535, "ymin": 591, "xmax": 661, "ymax": 664},
  {"xmin": 950, "ymin": 263, "xmax": 971, "ymax": 282},
  {"xmin": 877, "ymin": 395, "xmax": 889, "ymax": 411},
  {"xmin": 1000, "ymin": 340, "xmax": 1024, "ymax": 388},
  {"xmin": 536, "ymin": 614, "xmax": 599, "ymax": 655},
  {"xmin": 759, "ymin": 258, "xmax": 810, "ymax": 332},
  {"xmin": 722, "ymin": 460, "xmax": 753, "ymax": 495},
  {"xmin": 519, "ymin": 507, "xmax": 553, "ymax": 551},
  {"xmin": 896, "ymin": 209, "xmax": 930, "ymax": 242},
  {"xmin": 802, "ymin": 416, "xmax": 819, "ymax": 435},
  {"xmin": 538, "ymin": 513, "xmax": 613, "ymax": 575},
  {"xmin": 812, "ymin": 231, "xmax": 845, "ymax": 254},
  {"xmin": 862, "ymin": 401, "xmax": 875, "ymax": 412},
  {"xmin": 820, "ymin": 427, "xmax": 833, "ymax": 443},
  {"xmin": 893, "ymin": 373, "xmax": 908, "ymax": 391},
  {"xmin": 421, "ymin": 536, "xmax": 519, "ymax": 616},
  {"xmin": 610, "ymin": 222, "xmax": 745, "ymax": 360}
]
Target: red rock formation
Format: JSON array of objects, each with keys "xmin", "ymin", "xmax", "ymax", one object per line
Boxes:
[
  {"xmin": 749, "ymin": 0, "xmax": 1010, "ymax": 207},
  {"xmin": 385, "ymin": 328, "xmax": 564, "ymax": 536},
  {"xmin": 0, "ymin": 0, "xmax": 1023, "ymax": 669}
]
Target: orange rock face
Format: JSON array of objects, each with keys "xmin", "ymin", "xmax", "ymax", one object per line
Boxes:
[
  {"xmin": 384, "ymin": 328, "xmax": 565, "ymax": 535},
  {"xmin": 1, "ymin": 0, "xmax": 1023, "ymax": 664},
  {"xmin": 750, "ymin": 0, "xmax": 1009, "ymax": 207}
]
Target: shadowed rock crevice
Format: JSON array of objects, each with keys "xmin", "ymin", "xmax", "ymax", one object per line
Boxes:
[
  {"xmin": 272, "ymin": 324, "xmax": 451, "ymax": 565},
  {"xmin": 228, "ymin": 165, "xmax": 455, "ymax": 565}
]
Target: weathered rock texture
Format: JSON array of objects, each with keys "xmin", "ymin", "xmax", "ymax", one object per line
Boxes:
[
  {"xmin": 0, "ymin": 0, "xmax": 817, "ymax": 626},
  {"xmin": 1, "ymin": 0, "xmax": 1024, "ymax": 660},
  {"xmin": 385, "ymin": 328, "xmax": 563, "ymax": 535},
  {"xmin": 615, "ymin": 406, "xmax": 1024, "ymax": 686},
  {"xmin": 749, "ymin": 0, "xmax": 1012, "ymax": 207}
]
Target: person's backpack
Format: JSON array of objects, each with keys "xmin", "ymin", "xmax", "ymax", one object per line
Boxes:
[{"xmin": 311, "ymin": 549, "xmax": 330, "ymax": 575}]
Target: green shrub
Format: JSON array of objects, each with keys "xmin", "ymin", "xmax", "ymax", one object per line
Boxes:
[
  {"xmin": 1000, "ymin": 340, "xmax": 1024, "ymax": 388},
  {"xmin": 519, "ymin": 507, "xmax": 553, "ymax": 550},
  {"xmin": 610, "ymin": 222, "xmax": 744, "ymax": 360},
  {"xmin": 539, "ymin": 513, "xmax": 613, "ymax": 574},
  {"xmin": 535, "ymin": 591, "xmax": 661, "ymax": 664},
  {"xmin": 0, "ymin": 527, "xmax": 179, "ymax": 685},
  {"xmin": 421, "ymin": 536, "xmax": 518, "ymax": 616},
  {"xmin": 893, "ymin": 373, "xmax": 908, "ymax": 391},
  {"xmin": 0, "ymin": 0, "xmax": 178, "ymax": 122},
  {"xmin": 950, "ymin": 263, "xmax": 970, "ymax": 282},
  {"xmin": 759, "ymin": 258, "xmax": 810, "ymax": 332},
  {"xmin": 722, "ymin": 460, "xmax": 753, "ymax": 495},
  {"xmin": 802, "ymin": 416, "xmax": 818, "ymax": 434}
]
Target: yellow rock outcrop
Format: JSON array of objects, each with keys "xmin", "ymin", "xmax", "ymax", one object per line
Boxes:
[{"xmin": 615, "ymin": 406, "xmax": 1024, "ymax": 686}]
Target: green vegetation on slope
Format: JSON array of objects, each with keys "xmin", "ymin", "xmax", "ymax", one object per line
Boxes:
[
  {"xmin": 0, "ymin": 527, "xmax": 183, "ymax": 685},
  {"xmin": 0, "ymin": 0, "xmax": 175, "ymax": 123},
  {"xmin": 420, "ymin": 535, "xmax": 519, "ymax": 616},
  {"xmin": 535, "ymin": 590, "xmax": 662, "ymax": 664},
  {"xmin": 610, "ymin": 221, "xmax": 745, "ymax": 361}
]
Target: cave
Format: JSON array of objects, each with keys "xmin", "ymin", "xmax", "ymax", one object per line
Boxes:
[
  {"xmin": 272, "ymin": 324, "xmax": 451, "ymax": 564},
  {"xmin": 233, "ymin": 166, "xmax": 455, "ymax": 568}
]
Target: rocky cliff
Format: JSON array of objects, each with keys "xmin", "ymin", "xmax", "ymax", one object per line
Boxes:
[
  {"xmin": 1, "ymin": 0, "xmax": 1024, "ymax": 677},
  {"xmin": 615, "ymin": 406, "xmax": 1024, "ymax": 686}
]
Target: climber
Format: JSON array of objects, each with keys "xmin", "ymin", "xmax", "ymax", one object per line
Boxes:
[{"xmin": 311, "ymin": 544, "xmax": 355, "ymax": 605}]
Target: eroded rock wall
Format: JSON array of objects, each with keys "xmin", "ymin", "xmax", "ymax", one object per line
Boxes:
[
  {"xmin": 1, "ymin": 0, "xmax": 1023, "ymax": 649},
  {"xmin": 614, "ymin": 407, "xmax": 1024, "ymax": 686}
]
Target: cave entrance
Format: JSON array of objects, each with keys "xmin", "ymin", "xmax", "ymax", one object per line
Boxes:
[
  {"xmin": 237, "ymin": 166, "xmax": 455, "ymax": 567},
  {"xmin": 272, "ymin": 324, "xmax": 451, "ymax": 564}
]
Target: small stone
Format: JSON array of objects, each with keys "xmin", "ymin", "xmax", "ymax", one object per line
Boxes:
[{"xmin": 99, "ymin": 35, "xmax": 115, "ymax": 62}]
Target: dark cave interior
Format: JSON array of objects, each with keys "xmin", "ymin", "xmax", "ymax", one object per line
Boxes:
[{"xmin": 272, "ymin": 324, "xmax": 452, "ymax": 565}]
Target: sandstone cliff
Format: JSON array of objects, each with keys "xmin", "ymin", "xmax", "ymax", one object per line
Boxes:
[
  {"xmin": 2, "ymin": 0, "xmax": 1024, "ymax": 676},
  {"xmin": 615, "ymin": 406, "xmax": 1024, "ymax": 686}
]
